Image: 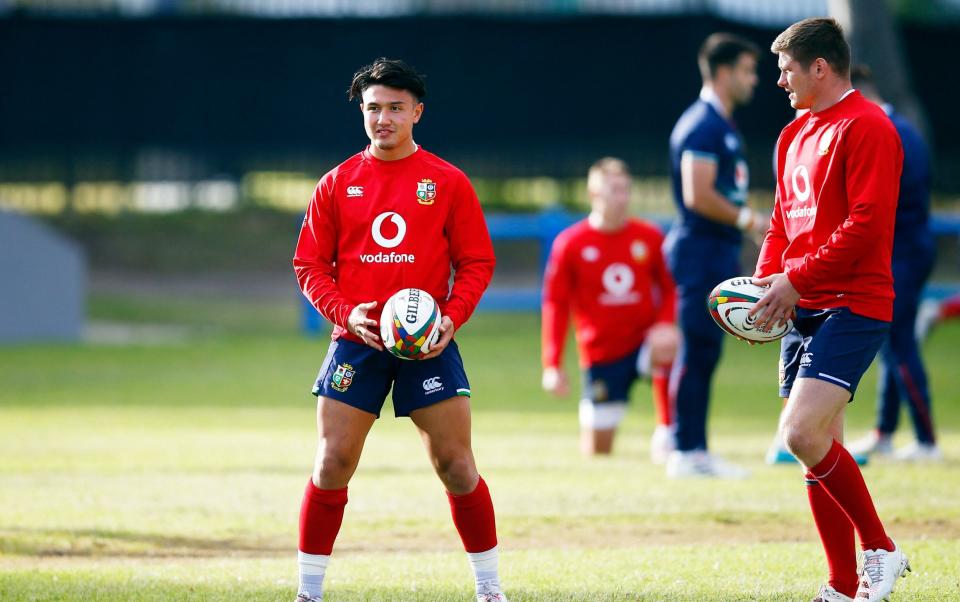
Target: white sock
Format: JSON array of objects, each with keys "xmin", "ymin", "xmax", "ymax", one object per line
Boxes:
[
  {"xmin": 467, "ymin": 545, "xmax": 500, "ymax": 589},
  {"xmin": 298, "ymin": 550, "xmax": 330, "ymax": 599}
]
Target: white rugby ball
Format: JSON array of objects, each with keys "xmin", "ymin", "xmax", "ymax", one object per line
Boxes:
[
  {"xmin": 708, "ymin": 277, "xmax": 793, "ymax": 343},
  {"xmin": 380, "ymin": 288, "xmax": 442, "ymax": 360}
]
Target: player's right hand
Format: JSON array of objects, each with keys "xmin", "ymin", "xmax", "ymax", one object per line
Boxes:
[
  {"xmin": 542, "ymin": 367, "xmax": 569, "ymax": 397},
  {"xmin": 348, "ymin": 301, "xmax": 384, "ymax": 351},
  {"xmin": 749, "ymin": 273, "xmax": 799, "ymax": 330}
]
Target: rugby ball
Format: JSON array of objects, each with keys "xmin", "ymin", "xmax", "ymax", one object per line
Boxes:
[
  {"xmin": 380, "ymin": 288, "xmax": 442, "ymax": 360},
  {"xmin": 708, "ymin": 277, "xmax": 793, "ymax": 343}
]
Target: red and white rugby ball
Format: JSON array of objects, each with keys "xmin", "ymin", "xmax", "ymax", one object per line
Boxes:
[{"xmin": 708, "ymin": 277, "xmax": 793, "ymax": 343}]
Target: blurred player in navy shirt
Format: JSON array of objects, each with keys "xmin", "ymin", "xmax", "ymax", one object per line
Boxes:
[
  {"xmin": 845, "ymin": 64, "xmax": 941, "ymax": 462},
  {"xmin": 664, "ymin": 33, "xmax": 766, "ymax": 478}
]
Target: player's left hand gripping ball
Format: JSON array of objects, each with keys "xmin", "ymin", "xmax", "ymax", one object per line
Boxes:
[
  {"xmin": 708, "ymin": 277, "xmax": 793, "ymax": 343},
  {"xmin": 380, "ymin": 288, "xmax": 443, "ymax": 360}
]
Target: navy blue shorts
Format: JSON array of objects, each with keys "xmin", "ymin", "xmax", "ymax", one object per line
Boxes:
[
  {"xmin": 581, "ymin": 345, "xmax": 646, "ymax": 404},
  {"xmin": 312, "ymin": 339, "xmax": 471, "ymax": 418},
  {"xmin": 778, "ymin": 307, "xmax": 889, "ymax": 400}
]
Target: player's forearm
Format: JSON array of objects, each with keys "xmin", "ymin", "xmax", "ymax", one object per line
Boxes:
[
  {"xmin": 655, "ymin": 293, "xmax": 677, "ymax": 325},
  {"xmin": 445, "ymin": 255, "xmax": 495, "ymax": 328},
  {"xmin": 687, "ymin": 190, "xmax": 759, "ymax": 233},
  {"xmin": 294, "ymin": 265, "xmax": 354, "ymax": 329},
  {"xmin": 541, "ymin": 301, "xmax": 568, "ymax": 369},
  {"xmin": 754, "ymin": 232, "xmax": 788, "ymax": 278}
]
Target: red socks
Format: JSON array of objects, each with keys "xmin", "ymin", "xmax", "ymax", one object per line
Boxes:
[
  {"xmin": 447, "ymin": 476, "xmax": 498, "ymax": 553},
  {"xmin": 810, "ymin": 440, "xmax": 894, "ymax": 552},
  {"xmin": 652, "ymin": 365, "xmax": 672, "ymax": 427},
  {"xmin": 300, "ymin": 476, "xmax": 498, "ymax": 556},
  {"xmin": 806, "ymin": 471, "xmax": 857, "ymax": 597},
  {"xmin": 299, "ymin": 479, "xmax": 348, "ymax": 555}
]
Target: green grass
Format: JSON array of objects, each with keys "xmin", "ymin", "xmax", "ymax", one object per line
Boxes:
[{"xmin": 2, "ymin": 301, "xmax": 960, "ymax": 600}]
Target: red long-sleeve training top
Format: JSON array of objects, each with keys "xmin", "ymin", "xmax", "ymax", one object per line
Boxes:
[
  {"xmin": 755, "ymin": 91, "xmax": 903, "ymax": 321},
  {"xmin": 294, "ymin": 146, "xmax": 496, "ymax": 343}
]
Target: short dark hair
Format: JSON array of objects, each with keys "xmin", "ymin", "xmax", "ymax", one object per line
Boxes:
[
  {"xmin": 698, "ymin": 33, "xmax": 760, "ymax": 80},
  {"xmin": 771, "ymin": 17, "xmax": 850, "ymax": 77},
  {"xmin": 348, "ymin": 58, "xmax": 427, "ymax": 102}
]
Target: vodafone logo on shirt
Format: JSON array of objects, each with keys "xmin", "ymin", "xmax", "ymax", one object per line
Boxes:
[
  {"xmin": 361, "ymin": 211, "xmax": 415, "ymax": 263},
  {"xmin": 787, "ymin": 164, "xmax": 817, "ymax": 219},
  {"xmin": 791, "ymin": 165, "xmax": 811, "ymax": 202}
]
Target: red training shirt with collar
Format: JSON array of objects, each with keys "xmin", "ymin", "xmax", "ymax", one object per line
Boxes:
[
  {"xmin": 755, "ymin": 91, "xmax": 903, "ymax": 322},
  {"xmin": 294, "ymin": 146, "xmax": 496, "ymax": 344},
  {"xmin": 541, "ymin": 218, "xmax": 676, "ymax": 369}
]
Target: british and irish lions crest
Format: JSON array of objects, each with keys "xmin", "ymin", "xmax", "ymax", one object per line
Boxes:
[
  {"xmin": 416, "ymin": 179, "xmax": 436, "ymax": 205},
  {"xmin": 331, "ymin": 363, "xmax": 356, "ymax": 392}
]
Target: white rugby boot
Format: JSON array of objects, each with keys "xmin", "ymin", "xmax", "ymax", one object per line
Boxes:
[
  {"xmin": 846, "ymin": 431, "xmax": 893, "ymax": 458},
  {"xmin": 650, "ymin": 424, "xmax": 675, "ymax": 465},
  {"xmin": 811, "ymin": 584, "xmax": 854, "ymax": 602},
  {"xmin": 295, "ymin": 591, "xmax": 322, "ymax": 602},
  {"xmin": 894, "ymin": 442, "xmax": 943, "ymax": 463},
  {"xmin": 915, "ymin": 299, "xmax": 941, "ymax": 341},
  {"xmin": 476, "ymin": 578, "xmax": 508, "ymax": 601},
  {"xmin": 666, "ymin": 450, "xmax": 749, "ymax": 479},
  {"xmin": 855, "ymin": 541, "xmax": 910, "ymax": 601}
]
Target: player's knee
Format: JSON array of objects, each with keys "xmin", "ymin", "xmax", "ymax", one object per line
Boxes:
[
  {"xmin": 579, "ymin": 400, "xmax": 627, "ymax": 430},
  {"xmin": 315, "ymin": 446, "xmax": 358, "ymax": 482},
  {"xmin": 433, "ymin": 450, "xmax": 476, "ymax": 491},
  {"xmin": 782, "ymin": 423, "xmax": 817, "ymax": 458}
]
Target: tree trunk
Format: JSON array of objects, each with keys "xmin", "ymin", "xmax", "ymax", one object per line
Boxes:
[{"xmin": 828, "ymin": 0, "xmax": 931, "ymax": 141}]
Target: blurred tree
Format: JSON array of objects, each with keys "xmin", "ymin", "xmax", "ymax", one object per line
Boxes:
[{"xmin": 828, "ymin": 0, "xmax": 931, "ymax": 142}]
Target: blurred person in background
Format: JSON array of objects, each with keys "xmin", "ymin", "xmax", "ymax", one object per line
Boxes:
[
  {"xmin": 293, "ymin": 58, "xmax": 506, "ymax": 602},
  {"xmin": 541, "ymin": 157, "xmax": 679, "ymax": 459},
  {"xmin": 843, "ymin": 64, "xmax": 941, "ymax": 463},
  {"xmin": 663, "ymin": 32, "xmax": 764, "ymax": 478}
]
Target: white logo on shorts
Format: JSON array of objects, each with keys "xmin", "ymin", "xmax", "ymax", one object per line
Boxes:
[
  {"xmin": 423, "ymin": 376, "xmax": 443, "ymax": 393},
  {"xmin": 800, "ymin": 352, "xmax": 813, "ymax": 368}
]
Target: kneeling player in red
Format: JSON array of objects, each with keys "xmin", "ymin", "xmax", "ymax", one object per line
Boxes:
[
  {"xmin": 752, "ymin": 19, "xmax": 909, "ymax": 602},
  {"xmin": 293, "ymin": 59, "xmax": 505, "ymax": 602},
  {"xmin": 541, "ymin": 158, "xmax": 678, "ymax": 458}
]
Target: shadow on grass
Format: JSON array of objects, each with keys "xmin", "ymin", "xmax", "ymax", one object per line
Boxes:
[
  {"xmin": 0, "ymin": 527, "xmax": 287, "ymax": 558},
  {"xmin": 7, "ymin": 511, "xmax": 960, "ymax": 560}
]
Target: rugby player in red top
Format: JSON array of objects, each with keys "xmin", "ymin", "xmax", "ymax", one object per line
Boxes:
[
  {"xmin": 293, "ymin": 58, "xmax": 505, "ymax": 602},
  {"xmin": 541, "ymin": 158, "xmax": 679, "ymax": 458},
  {"xmin": 750, "ymin": 19, "xmax": 910, "ymax": 602}
]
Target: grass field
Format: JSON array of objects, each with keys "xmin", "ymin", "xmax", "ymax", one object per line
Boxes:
[{"xmin": 2, "ymin": 292, "xmax": 959, "ymax": 601}]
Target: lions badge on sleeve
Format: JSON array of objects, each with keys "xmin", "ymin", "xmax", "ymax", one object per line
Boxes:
[{"xmin": 417, "ymin": 179, "xmax": 437, "ymax": 205}]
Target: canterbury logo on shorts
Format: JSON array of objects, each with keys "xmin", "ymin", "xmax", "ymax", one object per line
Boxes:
[{"xmin": 422, "ymin": 376, "xmax": 443, "ymax": 393}]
